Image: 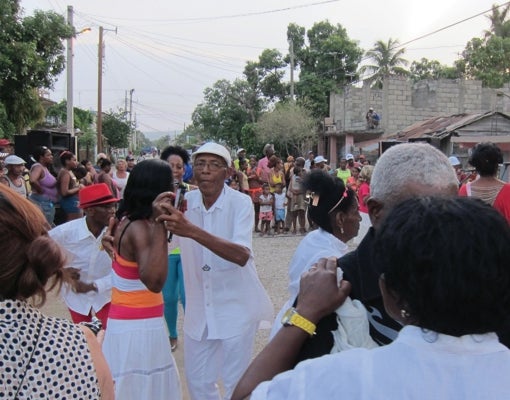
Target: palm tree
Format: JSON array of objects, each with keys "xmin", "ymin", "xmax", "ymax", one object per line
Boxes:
[
  {"xmin": 359, "ymin": 38, "xmax": 409, "ymax": 88},
  {"xmin": 484, "ymin": 3, "xmax": 510, "ymax": 39}
]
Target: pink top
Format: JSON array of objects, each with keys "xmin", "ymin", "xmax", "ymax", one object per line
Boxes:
[
  {"xmin": 33, "ymin": 163, "xmax": 58, "ymax": 201},
  {"xmin": 257, "ymin": 157, "xmax": 271, "ymax": 183}
]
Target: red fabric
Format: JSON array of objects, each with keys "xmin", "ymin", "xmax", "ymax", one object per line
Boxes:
[
  {"xmin": 458, "ymin": 184, "xmax": 468, "ymax": 196},
  {"xmin": 108, "ymin": 303, "xmax": 164, "ymax": 320},
  {"xmin": 68, "ymin": 303, "xmax": 111, "ymax": 329},
  {"xmin": 494, "ymin": 184, "xmax": 510, "ymax": 224},
  {"xmin": 358, "ymin": 182, "xmax": 370, "ymax": 214}
]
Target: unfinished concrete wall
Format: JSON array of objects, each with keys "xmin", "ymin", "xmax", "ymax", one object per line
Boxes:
[{"xmin": 331, "ymin": 77, "xmax": 510, "ymax": 136}]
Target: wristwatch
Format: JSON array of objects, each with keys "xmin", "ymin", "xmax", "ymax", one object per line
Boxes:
[{"xmin": 281, "ymin": 307, "xmax": 316, "ymax": 336}]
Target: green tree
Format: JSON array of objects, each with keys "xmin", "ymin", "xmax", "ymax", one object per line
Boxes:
[
  {"xmin": 244, "ymin": 49, "xmax": 288, "ymax": 102},
  {"xmin": 0, "ymin": 104, "xmax": 15, "ymax": 137},
  {"xmin": 460, "ymin": 36, "xmax": 510, "ymax": 88},
  {"xmin": 360, "ymin": 38, "xmax": 409, "ymax": 88},
  {"xmin": 174, "ymin": 125, "xmax": 202, "ymax": 149},
  {"xmin": 409, "ymin": 58, "xmax": 461, "ymax": 82},
  {"xmin": 0, "ymin": 1, "xmax": 73, "ymax": 136},
  {"xmin": 456, "ymin": 5, "xmax": 510, "ymax": 88},
  {"xmin": 256, "ymin": 102, "xmax": 317, "ymax": 156},
  {"xmin": 45, "ymin": 100, "xmax": 94, "ymax": 132},
  {"xmin": 191, "ymin": 79, "xmax": 260, "ymax": 148},
  {"xmin": 288, "ymin": 21, "xmax": 363, "ymax": 119},
  {"xmin": 484, "ymin": 3, "xmax": 510, "ymax": 39},
  {"xmin": 102, "ymin": 110, "xmax": 131, "ymax": 149}
]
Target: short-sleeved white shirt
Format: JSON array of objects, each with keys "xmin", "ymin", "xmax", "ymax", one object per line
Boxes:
[
  {"xmin": 179, "ymin": 185, "xmax": 273, "ymax": 340},
  {"xmin": 49, "ymin": 217, "xmax": 112, "ymax": 315},
  {"xmin": 254, "ymin": 325, "xmax": 510, "ymax": 400}
]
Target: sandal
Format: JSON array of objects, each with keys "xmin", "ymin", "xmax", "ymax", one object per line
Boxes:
[{"xmin": 170, "ymin": 337, "xmax": 178, "ymax": 352}]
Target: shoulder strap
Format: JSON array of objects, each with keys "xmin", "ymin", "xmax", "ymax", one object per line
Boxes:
[
  {"xmin": 117, "ymin": 219, "xmax": 134, "ymax": 257},
  {"xmin": 14, "ymin": 316, "xmax": 44, "ymax": 399}
]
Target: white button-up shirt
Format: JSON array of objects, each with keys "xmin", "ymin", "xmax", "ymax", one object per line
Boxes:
[
  {"xmin": 49, "ymin": 217, "xmax": 112, "ymax": 315},
  {"xmin": 253, "ymin": 325, "xmax": 510, "ymax": 399},
  {"xmin": 179, "ymin": 185, "xmax": 273, "ymax": 340}
]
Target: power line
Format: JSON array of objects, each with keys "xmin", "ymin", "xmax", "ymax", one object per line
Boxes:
[
  {"xmin": 78, "ymin": 0, "xmax": 342, "ymax": 24},
  {"xmin": 396, "ymin": 1, "xmax": 510, "ymax": 49}
]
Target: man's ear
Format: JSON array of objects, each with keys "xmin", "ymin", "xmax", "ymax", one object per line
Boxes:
[{"xmin": 367, "ymin": 197, "xmax": 384, "ymax": 227}]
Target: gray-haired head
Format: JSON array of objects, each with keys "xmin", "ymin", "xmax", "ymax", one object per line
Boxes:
[{"xmin": 370, "ymin": 143, "xmax": 458, "ymax": 227}]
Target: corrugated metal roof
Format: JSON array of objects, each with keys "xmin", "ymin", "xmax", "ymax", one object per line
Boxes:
[{"xmin": 392, "ymin": 111, "xmax": 510, "ymax": 141}]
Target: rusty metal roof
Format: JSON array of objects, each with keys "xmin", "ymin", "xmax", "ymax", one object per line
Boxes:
[{"xmin": 392, "ymin": 111, "xmax": 510, "ymax": 141}]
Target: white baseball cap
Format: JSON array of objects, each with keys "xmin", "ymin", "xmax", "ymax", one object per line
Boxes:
[
  {"xmin": 314, "ymin": 155, "xmax": 327, "ymax": 164},
  {"xmin": 4, "ymin": 155, "xmax": 26, "ymax": 165},
  {"xmin": 346, "ymin": 153, "xmax": 354, "ymax": 161},
  {"xmin": 192, "ymin": 142, "xmax": 232, "ymax": 166},
  {"xmin": 448, "ymin": 156, "xmax": 461, "ymax": 166}
]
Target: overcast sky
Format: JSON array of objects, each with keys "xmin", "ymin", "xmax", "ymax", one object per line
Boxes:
[{"xmin": 22, "ymin": 0, "xmax": 502, "ymax": 136}]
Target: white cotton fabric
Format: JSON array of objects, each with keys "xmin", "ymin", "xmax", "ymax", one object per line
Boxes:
[
  {"xmin": 49, "ymin": 217, "xmax": 112, "ymax": 315},
  {"xmin": 270, "ymin": 228, "xmax": 348, "ymax": 339},
  {"xmin": 330, "ymin": 297, "xmax": 378, "ymax": 352},
  {"xmin": 253, "ymin": 325, "xmax": 510, "ymax": 400},
  {"xmin": 103, "ymin": 317, "xmax": 181, "ymax": 399},
  {"xmin": 179, "ymin": 185, "xmax": 273, "ymax": 341}
]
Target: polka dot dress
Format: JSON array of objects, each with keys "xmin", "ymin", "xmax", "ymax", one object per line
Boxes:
[{"xmin": 0, "ymin": 300, "xmax": 100, "ymax": 399}]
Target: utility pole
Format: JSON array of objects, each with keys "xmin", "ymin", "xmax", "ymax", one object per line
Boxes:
[
  {"xmin": 129, "ymin": 89, "xmax": 135, "ymax": 150},
  {"xmin": 124, "ymin": 90, "xmax": 128, "ymax": 120},
  {"xmin": 288, "ymin": 38, "xmax": 295, "ymax": 100},
  {"xmin": 66, "ymin": 6, "xmax": 74, "ymax": 139},
  {"xmin": 97, "ymin": 26, "xmax": 104, "ymax": 154},
  {"xmin": 97, "ymin": 26, "xmax": 117, "ymax": 154}
]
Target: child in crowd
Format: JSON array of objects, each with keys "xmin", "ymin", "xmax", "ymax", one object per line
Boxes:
[
  {"xmin": 289, "ymin": 166, "xmax": 306, "ymax": 235},
  {"xmin": 238, "ymin": 158, "xmax": 250, "ymax": 194},
  {"xmin": 228, "ymin": 177, "xmax": 240, "ymax": 191},
  {"xmin": 273, "ymin": 183, "xmax": 287, "ymax": 234},
  {"xmin": 346, "ymin": 166, "xmax": 361, "ymax": 193},
  {"xmin": 259, "ymin": 183, "xmax": 274, "ymax": 236}
]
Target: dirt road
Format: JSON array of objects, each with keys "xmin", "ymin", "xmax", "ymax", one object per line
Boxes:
[{"xmin": 41, "ymin": 232, "xmax": 303, "ymax": 399}]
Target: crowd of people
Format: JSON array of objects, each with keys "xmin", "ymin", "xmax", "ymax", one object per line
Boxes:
[{"xmin": 1, "ymin": 136, "xmax": 510, "ymax": 400}]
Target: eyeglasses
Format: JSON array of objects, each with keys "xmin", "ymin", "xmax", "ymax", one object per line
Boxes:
[{"xmin": 194, "ymin": 160, "xmax": 227, "ymax": 171}]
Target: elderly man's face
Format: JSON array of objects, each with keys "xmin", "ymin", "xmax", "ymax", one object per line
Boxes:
[{"xmin": 370, "ymin": 181, "xmax": 458, "ymax": 230}]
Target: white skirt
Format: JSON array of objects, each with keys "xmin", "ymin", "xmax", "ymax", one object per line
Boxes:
[{"xmin": 103, "ymin": 316, "xmax": 182, "ymax": 400}]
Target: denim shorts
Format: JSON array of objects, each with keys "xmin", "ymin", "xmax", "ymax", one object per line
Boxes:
[
  {"xmin": 29, "ymin": 193, "xmax": 56, "ymax": 226},
  {"xmin": 60, "ymin": 195, "xmax": 80, "ymax": 214}
]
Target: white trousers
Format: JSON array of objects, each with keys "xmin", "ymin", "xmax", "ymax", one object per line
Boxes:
[{"xmin": 184, "ymin": 323, "xmax": 257, "ymax": 400}]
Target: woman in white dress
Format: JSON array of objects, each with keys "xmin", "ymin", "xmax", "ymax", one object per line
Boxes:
[
  {"xmin": 102, "ymin": 159, "xmax": 181, "ymax": 399},
  {"xmin": 112, "ymin": 158, "xmax": 129, "ymax": 199},
  {"xmin": 270, "ymin": 170, "xmax": 361, "ymax": 339}
]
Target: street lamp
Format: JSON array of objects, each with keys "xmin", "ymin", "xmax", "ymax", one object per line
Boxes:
[{"xmin": 66, "ymin": 5, "xmax": 90, "ymax": 155}]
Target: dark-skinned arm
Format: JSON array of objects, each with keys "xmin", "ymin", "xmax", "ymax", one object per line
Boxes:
[{"xmin": 231, "ymin": 257, "xmax": 351, "ymax": 400}]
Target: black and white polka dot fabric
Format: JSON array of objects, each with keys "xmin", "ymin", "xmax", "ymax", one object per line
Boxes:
[{"xmin": 0, "ymin": 300, "xmax": 100, "ymax": 399}]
